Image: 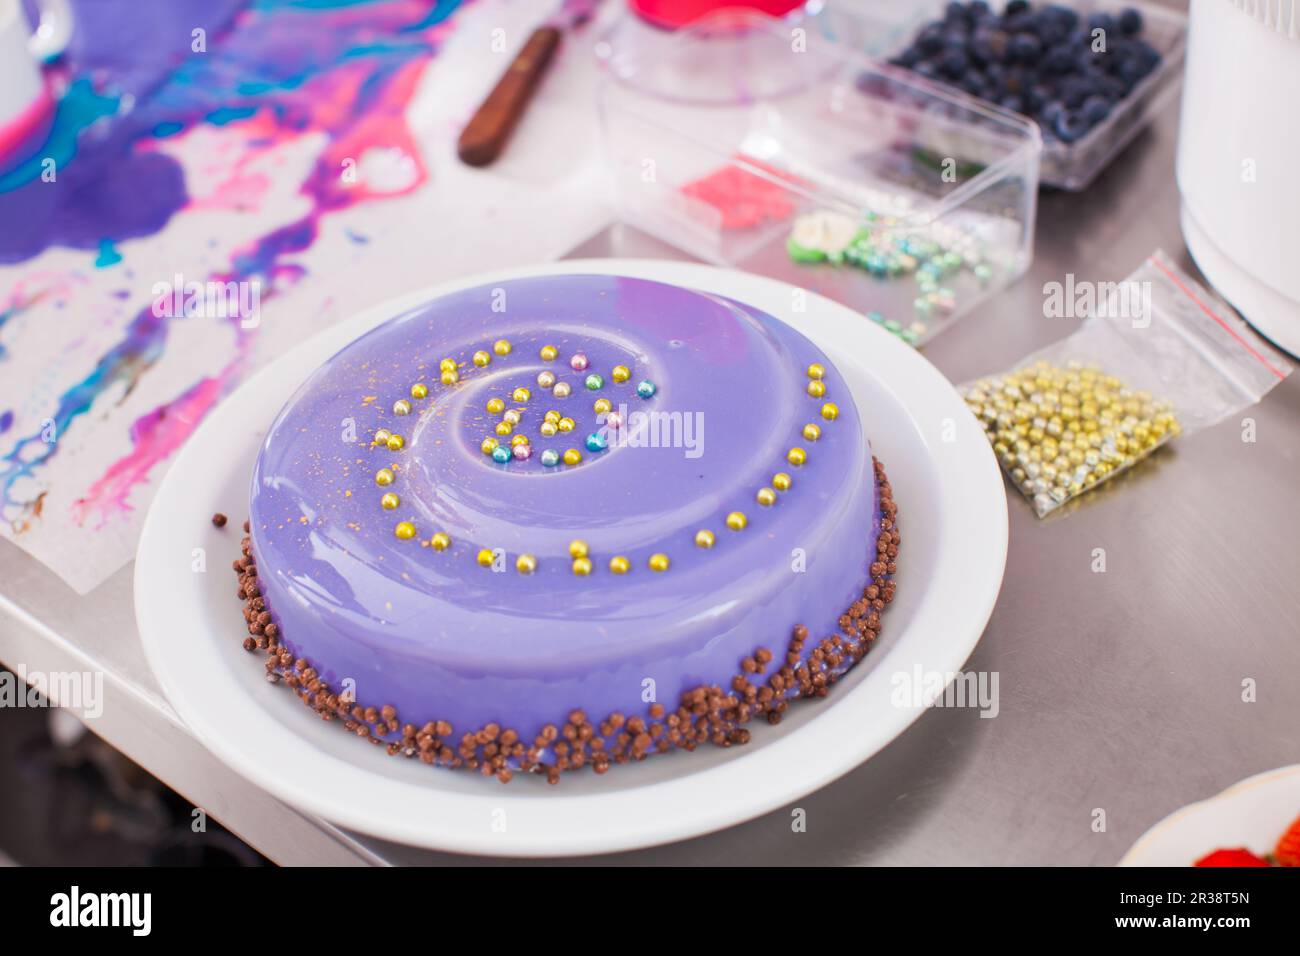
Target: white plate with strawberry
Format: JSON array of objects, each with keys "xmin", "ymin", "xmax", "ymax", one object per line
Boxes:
[{"xmin": 1120, "ymin": 765, "xmax": 1300, "ymax": 867}]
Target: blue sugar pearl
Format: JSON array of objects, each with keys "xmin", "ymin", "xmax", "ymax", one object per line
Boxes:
[
  {"xmin": 540, "ymin": 449, "xmax": 560, "ymax": 467},
  {"xmin": 585, "ymin": 432, "xmax": 608, "ymax": 453},
  {"xmin": 585, "ymin": 373, "xmax": 604, "ymax": 391},
  {"xmin": 636, "ymin": 380, "xmax": 657, "ymax": 399},
  {"xmin": 491, "ymin": 446, "xmax": 512, "ymax": 464}
]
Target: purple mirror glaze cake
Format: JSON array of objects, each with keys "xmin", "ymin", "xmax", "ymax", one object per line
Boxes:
[{"xmin": 232, "ymin": 274, "xmax": 900, "ymax": 783}]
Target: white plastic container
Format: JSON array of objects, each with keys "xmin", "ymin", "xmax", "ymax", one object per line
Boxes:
[{"xmin": 595, "ymin": 8, "xmax": 1041, "ymax": 347}]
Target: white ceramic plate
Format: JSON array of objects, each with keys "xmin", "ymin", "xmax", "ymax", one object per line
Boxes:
[
  {"xmin": 136, "ymin": 260, "xmax": 1007, "ymax": 857},
  {"xmin": 1119, "ymin": 765, "xmax": 1300, "ymax": 866}
]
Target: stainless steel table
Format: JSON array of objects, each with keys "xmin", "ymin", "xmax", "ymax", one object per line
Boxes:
[{"xmin": 3, "ymin": 76, "xmax": 1297, "ymax": 866}]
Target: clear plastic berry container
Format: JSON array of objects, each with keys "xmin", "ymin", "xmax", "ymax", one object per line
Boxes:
[
  {"xmin": 594, "ymin": 7, "xmax": 1041, "ymax": 348},
  {"xmin": 834, "ymin": 0, "xmax": 1188, "ymax": 191}
]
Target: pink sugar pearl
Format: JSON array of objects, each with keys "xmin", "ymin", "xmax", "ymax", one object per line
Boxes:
[
  {"xmin": 570, "ymin": 352, "xmax": 589, "ymax": 372},
  {"xmin": 605, "ymin": 411, "xmax": 623, "ymax": 429},
  {"xmin": 513, "ymin": 443, "xmax": 532, "ymax": 460}
]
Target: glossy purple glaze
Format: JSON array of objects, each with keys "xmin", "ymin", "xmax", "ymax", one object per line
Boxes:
[{"xmin": 250, "ymin": 275, "xmax": 879, "ymax": 745}]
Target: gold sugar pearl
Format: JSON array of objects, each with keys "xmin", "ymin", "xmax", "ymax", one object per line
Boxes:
[
  {"xmin": 439, "ymin": 358, "xmax": 457, "ymax": 373},
  {"xmin": 441, "ymin": 369, "xmax": 459, "ymax": 386},
  {"xmin": 373, "ymin": 428, "xmax": 392, "ymax": 445},
  {"xmin": 493, "ymin": 339, "xmax": 512, "ymax": 356},
  {"xmin": 495, "ymin": 421, "xmax": 513, "ymax": 437},
  {"xmin": 553, "ymin": 382, "xmax": 572, "ymax": 399},
  {"xmin": 562, "ymin": 449, "xmax": 582, "ymax": 465},
  {"xmin": 516, "ymin": 554, "xmax": 537, "ymax": 575},
  {"xmin": 726, "ymin": 511, "xmax": 747, "ymax": 531},
  {"xmin": 772, "ymin": 472, "xmax": 792, "ymax": 492},
  {"xmin": 802, "ymin": 423, "xmax": 821, "ymax": 442},
  {"xmin": 473, "ymin": 350, "xmax": 491, "ymax": 367},
  {"xmin": 375, "ymin": 468, "xmax": 395, "ymax": 486},
  {"xmin": 410, "ymin": 383, "xmax": 428, "ymax": 399},
  {"xmin": 807, "ymin": 380, "xmax": 826, "ymax": 398},
  {"xmin": 611, "ymin": 365, "xmax": 631, "ymax": 383},
  {"xmin": 480, "ymin": 437, "xmax": 498, "ymax": 455},
  {"xmin": 486, "ymin": 397, "xmax": 505, "ymax": 414},
  {"xmin": 807, "ymin": 363, "xmax": 826, "ymax": 381},
  {"xmin": 503, "ymin": 409, "xmax": 521, "ymax": 425},
  {"xmin": 392, "ymin": 399, "xmax": 411, "ymax": 416},
  {"xmin": 540, "ymin": 344, "xmax": 558, "ymax": 361},
  {"xmin": 821, "ymin": 402, "xmax": 839, "ymax": 421},
  {"xmin": 558, "ymin": 417, "xmax": 575, "ymax": 433},
  {"xmin": 394, "ymin": 521, "xmax": 416, "ymax": 540},
  {"xmin": 787, "ymin": 447, "xmax": 806, "ymax": 466},
  {"xmin": 510, "ymin": 434, "xmax": 529, "ymax": 447},
  {"xmin": 512, "ymin": 387, "xmax": 531, "ymax": 403},
  {"xmin": 593, "ymin": 398, "xmax": 612, "ymax": 414},
  {"xmin": 386, "ymin": 434, "xmax": 405, "ymax": 452},
  {"xmin": 756, "ymin": 487, "xmax": 777, "ymax": 507},
  {"xmin": 537, "ymin": 370, "xmax": 556, "ymax": 389},
  {"xmin": 648, "ymin": 553, "xmax": 670, "ymax": 572},
  {"xmin": 540, "ymin": 421, "xmax": 558, "ymax": 437},
  {"xmin": 381, "ymin": 492, "xmax": 400, "ymax": 510},
  {"xmin": 571, "ymin": 557, "xmax": 592, "ymax": 576},
  {"xmin": 544, "ymin": 410, "xmax": 561, "ymax": 424},
  {"xmin": 609, "ymin": 555, "xmax": 630, "ymax": 574},
  {"xmin": 568, "ymin": 539, "xmax": 589, "ymax": 559},
  {"xmin": 694, "ymin": 529, "xmax": 715, "ymax": 549},
  {"xmin": 430, "ymin": 532, "xmax": 451, "ymax": 552},
  {"xmin": 476, "ymin": 548, "xmax": 495, "ymax": 567}
]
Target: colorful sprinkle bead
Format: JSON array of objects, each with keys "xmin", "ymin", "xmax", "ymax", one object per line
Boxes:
[
  {"xmin": 493, "ymin": 339, "xmax": 512, "ymax": 356},
  {"xmin": 725, "ymin": 511, "xmax": 747, "ymax": 531},
  {"xmin": 648, "ymin": 553, "xmax": 670, "ymax": 572},
  {"xmin": 821, "ymin": 402, "xmax": 839, "ymax": 421},
  {"xmin": 394, "ymin": 521, "xmax": 417, "ymax": 540},
  {"xmin": 593, "ymin": 398, "xmax": 612, "ymax": 414},
  {"xmin": 410, "ymin": 383, "xmax": 428, "ymax": 399},
  {"xmin": 636, "ymin": 380, "xmax": 657, "ymax": 399},
  {"xmin": 694, "ymin": 529, "xmax": 715, "ymax": 549},
  {"xmin": 540, "ymin": 449, "xmax": 560, "ymax": 467},
  {"xmin": 491, "ymin": 446, "xmax": 511, "ymax": 463},
  {"xmin": 585, "ymin": 432, "xmax": 608, "ymax": 453},
  {"xmin": 570, "ymin": 352, "xmax": 589, "ymax": 372},
  {"xmin": 544, "ymin": 410, "xmax": 561, "ymax": 424},
  {"xmin": 381, "ymin": 492, "xmax": 400, "ymax": 510},
  {"xmin": 585, "ymin": 373, "xmax": 604, "ymax": 391},
  {"xmin": 540, "ymin": 421, "xmax": 558, "ymax": 437},
  {"xmin": 611, "ymin": 365, "xmax": 630, "ymax": 383},
  {"xmin": 503, "ymin": 409, "xmax": 521, "ymax": 425},
  {"xmin": 609, "ymin": 555, "xmax": 630, "ymax": 574},
  {"xmin": 512, "ymin": 443, "xmax": 532, "ymax": 461},
  {"xmin": 430, "ymin": 532, "xmax": 451, "ymax": 552},
  {"xmin": 516, "ymin": 554, "xmax": 537, "ymax": 574},
  {"xmin": 473, "ymin": 350, "xmax": 491, "ymax": 367},
  {"xmin": 510, "ymin": 434, "xmax": 529, "ymax": 447},
  {"xmin": 606, "ymin": 411, "xmax": 623, "ymax": 429},
  {"xmin": 375, "ymin": 468, "xmax": 395, "ymax": 487},
  {"xmin": 495, "ymin": 421, "xmax": 513, "ymax": 437},
  {"xmin": 558, "ymin": 417, "xmax": 575, "ymax": 433}
]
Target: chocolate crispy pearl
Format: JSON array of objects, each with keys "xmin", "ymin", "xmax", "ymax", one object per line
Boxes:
[{"xmin": 231, "ymin": 458, "xmax": 899, "ymax": 784}]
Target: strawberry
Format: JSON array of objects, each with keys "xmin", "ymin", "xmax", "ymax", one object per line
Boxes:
[
  {"xmin": 1273, "ymin": 814, "xmax": 1300, "ymax": 867},
  {"xmin": 1195, "ymin": 848, "xmax": 1270, "ymax": 867}
]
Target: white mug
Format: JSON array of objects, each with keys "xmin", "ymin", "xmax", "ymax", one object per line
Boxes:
[{"xmin": 0, "ymin": 0, "xmax": 74, "ymax": 136}]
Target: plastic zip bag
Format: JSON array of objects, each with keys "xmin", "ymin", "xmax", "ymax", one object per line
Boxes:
[{"xmin": 961, "ymin": 250, "xmax": 1292, "ymax": 517}]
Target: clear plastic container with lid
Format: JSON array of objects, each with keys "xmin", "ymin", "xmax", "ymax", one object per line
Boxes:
[{"xmin": 595, "ymin": 7, "xmax": 1042, "ymax": 347}]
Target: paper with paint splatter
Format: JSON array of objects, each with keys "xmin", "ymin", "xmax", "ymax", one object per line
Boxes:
[{"xmin": 0, "ymin": 0, "xmax": 610, "ymax": 594}]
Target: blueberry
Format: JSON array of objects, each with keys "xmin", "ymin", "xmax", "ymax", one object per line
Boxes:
[
  {"xmin": 917, "ymin": 25, "xmax": 946, "ymax": 56},
  {"xmin": 1005, "ymin": 0, "xmax": 1030, "ymax": 15},
  {"xmin": 1053, "ymin": 110, "xmax": 1088, "ymax": 142},
  {"xmin": 913, "ymin": 59, "xmax": 941, "ymax": 79},
  {"xmin": 1025, "ymin": 82, "xmax": 1053, "ymax": 111},
  {"xmin": 970, "ymin": 0, "xmax": 992, "ymax": 17},
  {"xmin": 1118, "ymin": 7, "xmax": 1143, "ymax": 35},
  {"xmin": 892, "ymin": 46, "xmax": 922, "ymax": 68},
  {"xmin": 1040, "ymin": 99, "xmax": 1067, "ymax": 127},
  {"xmin": 940, "ymin": 47, "xmax": 970, "ymax": 77},
  {"xmin": 970, "ymin": 26, "xmax": 1009, "ymax": 64},
  {"xmin": 999, "ymin": 93, "xmax": 1025, "ymax": 113},
  {"xmin": 1087, "ymin": 12, "xmax": 1116, "ymax": 37},
  {"xmin": 945, "ymin": 1, "xmax": 971, "ymax": 24},
  {"xmin": 1080, "ymin": 94, "xmax": 1111, "ymax": 125},
  {"xmin": 1009, "ymin": 32, "xmax": 1043, "ymax": 63},
  {"xmin": 1042, "ymin": 44, "xmax": 1073, "ymax": 73}
]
